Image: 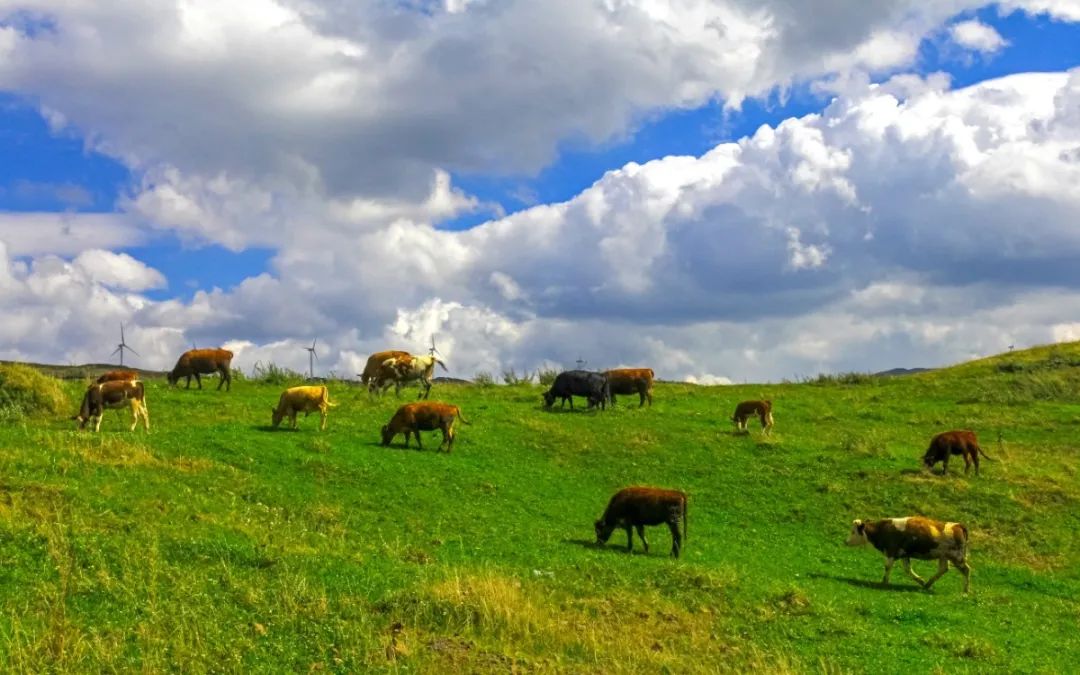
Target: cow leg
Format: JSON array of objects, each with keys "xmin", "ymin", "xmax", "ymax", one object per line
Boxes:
[
  {"xmin": 568, "ymin": 396, "xmax": 574, "ymax": 411},
  {"xmin": 129, "ymin": 400, "xmax": 139, "ymax": 432},
  {"xmin": 415, "ymin": 432, "xmax": 423, "ymax": 451},
  {"xmin": 963, "ymin": 453, "xmax": 972, "ymax": 474},
  {"xmin": 954, "ymin": 559, "xmax": 972, "ymax": 594},
  {"xmin": 942, "ymin": 455, "xmax": 950, "ymax": 475},
  {"xmin": 635, "ymin": 524, "xmax": 649, "ymax": 554},
  {"xmin": 901, "ymin": 558, "xmax": 926, "ymax": 586},
  {"xmin": 217, "ymin": 367, "xmax": 226, "ymax": 391},
  {"xmin": 881, "ymin": 557, "xmax": 896, "ymax": 585},
  {"xmin": 319, "ymin": 406, "xmax": 327, "ymax": 431},
  {"xmin": 291, "ymin": 411, "xmax": 298, "ymax": 429},
  {"xmin": 639, "ymin": 390, "xmax": 646, "ymax": 407},
  {"xmin": 142, "ymin": 401, "xmax": 150, "ymax": 431},
  {"xmin": 668, "ymin": 520, "xmax": 682, "ymax": 558},
  {"xmin": 971, "ymin": 451, "xmax": 980, "ymax": 476},
  {"xmin": 185, "ymin": 375, "xmax": 192, "ymax": 389},
  {"xmin": 624, "ymin": 525, "xmax": 634, "ymax": 552},
  {"xmin": 94, "ymin": 414, "xmax": 103, "ymax": 432},
  {"xmin": 194, "ymin": 373, "xmax": 203, "ymax": 389},
  {"xmin": 403, "ymin": 431, "xmax": 411, "ymax": 448},
  {"xmin": 923, "ymin": 558, "xmax": 950, "ymax": 590}
]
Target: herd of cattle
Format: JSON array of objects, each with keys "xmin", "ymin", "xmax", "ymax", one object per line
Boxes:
[{"xmin": 67, "ymin": 347, "xmax": 990, "ymax": 593}]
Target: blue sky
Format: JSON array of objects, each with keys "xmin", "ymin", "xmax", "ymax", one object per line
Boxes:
[{"xmin": 1, "ymin": 1, "xmax": 1079, "ymax": 380}]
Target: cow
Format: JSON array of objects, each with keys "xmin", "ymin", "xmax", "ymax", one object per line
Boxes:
[
  {"xmin": 95, "ymin": 370, "xmax": 138, "ymax": 384},
  {"xmin": 594, "ymin": 486, "xmax": 687, "ymax": 558},
  {"xmin": 732, "ymin": 399, "xmax": 774, "ymax": 434},
  {"xmin": 369, "ymin": 354, "xmax": 447, "ymax": 399},
  {"xmin": 359, "ymin": 350, "xmax": 411, "ymax": 386},
  {"xmin": 167, "ymin": 348, "xmax": 234, "ymax": 391},
  {"xmin": 542, "ymin": 370, "xmax": 610, "ymax": 411},
  {"xmin": 271, "ymin": 385, "xmax": 336, "ymax": 430},
  {"xmin": 923, "ymin": 430, "xmax": 992, "ymax": 475},
  {"xmin": 604, "ymin": 368, "xmax": 654, "ymax": 407},
  {"xmin": 380, "ymin": 401, "xmax": 470, "ymax": 452},
  {"xmin": 845, "ymin": 517, "xmax": 972, "ymax": 593},
  {"xmin": 73, "ymin": 380, "xmax": 149, "ymax": 432}
]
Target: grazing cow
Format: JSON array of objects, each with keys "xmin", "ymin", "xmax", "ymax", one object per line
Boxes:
[
  {"xmin": 95, "ymin": 370, "xmax": 138, "ymax": 384},
  {"xmin": 73, "ymin": 380, "xmax": 149, "ymax": 432},
  {"xmin": 359, "ymin": 350, "xmax": 411, "ymax": 385},
  {"xmin": 369, "ymin": 354, "xmax": 447, "ymax": 399},
  {"xmin": 542, "ymin": 370, "xmax": 610, "ymax": 411},
  {"xmin": 846, "ymin": 517, "xmax": 972, "ymax": 593},
  {"xmin": 167, "ymin": 348, "xmax": 234, "ymax": 391},
  {"xmin": 380, "ymin": 401, "xmax": 470, "ymax": 452},
  {"xmin": 732, "ymin": 399, "xmax": 774, "ymax": 434},
  {"xmin": 923, "ymin": 430, "xmax": 992, "ymax": 475},
  {"xmin": 595, "ymin": 487, "xmax": 687, "ymax": 558},
  {"xmin": 270, "ymin": 385, "xmax": 336, "ymax": 430},
  {"xmin": 605, "ymin": 368, "xmax": 655, "ymax": 407}
]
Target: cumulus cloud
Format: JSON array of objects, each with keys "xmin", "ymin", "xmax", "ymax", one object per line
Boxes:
[
  {"xmin": 0, "ymin": 212, "xmax": 145, "ymax": 257},
  {"xmin": 950, "ymin": 19, "xmax": 1009, "ymax": 53},
  {"xmin": 4, "ymin": 70, "xmax": 1080, "ymax": 383}
]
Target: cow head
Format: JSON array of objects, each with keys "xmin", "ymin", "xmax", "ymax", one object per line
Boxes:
[
  {"xmin": 594, "ymin": 519, "xmax": 615, "ymax": 545},
  {"xmin": 541, "ymin": 390, "xmax": 556, "ymax": 408},
  {"xmin": 380, "ymin": 424, "xmax": 393, "ymax": 446},
  {"xmin": 270, "ymin": 406, "xmax": 284, "ymax": 428},
  {"xmin": 846, "ymin": 519, "xmax": 868, "ymax": 546},
  {"xmin": 166, "ymin": 370, "xmax": 179, "ymax": 386},
  {"xmin": 921, "ymin": 448, "xmax": 940, "ymax": 471}
]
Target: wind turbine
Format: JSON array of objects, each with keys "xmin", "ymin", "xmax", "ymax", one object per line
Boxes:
[
  {"xmin": 575, "ymin": 356, "xmax": 587, "ymax": 370},
  {"xmin": 304, "ymin": 338, "xmax": 319, "ymax": 379},
  {"xmin": 429, "ymin": 334, "xmax": 442, "ymax": 358},
  {"xmin": 112, "ymin": 324, "xmax": 138, "ymax": 366}
]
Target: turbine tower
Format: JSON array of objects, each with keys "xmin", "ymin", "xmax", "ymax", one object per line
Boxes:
[
  {"xmin": 304, "ymin": 338, "xmax": 319, "ymax": 379},
  {"xmin": 112, "ymin": 324, "xmax": 138, "ymax": 366}
]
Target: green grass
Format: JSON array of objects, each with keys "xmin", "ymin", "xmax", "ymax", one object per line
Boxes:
[{"xmin": 1, "ymin": 345, "xmax": 1079, "ymax": 672}]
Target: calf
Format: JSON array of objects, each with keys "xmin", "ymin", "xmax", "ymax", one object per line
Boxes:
[
  {"xmin": 845, "ymin": 517, "xmax": 971, "ymax": 593},
  {"xmin": 168, "ymin": 348, "xmax": 234, "ymax": 391},
  {"xmin": 605, "ymin": 368, "xmax": 655, "ymax": 407},
  {"xmin": 271, "ymin": 385, "xmax": 336, "ymax": 430},
  {"xmin": 923, "ymin": 430, "xmax": 992, "ymax": 475},
  {"xmin": 95, "ymin": 370, "xmax": 138, "ymax": 384},
  {"xmin": 73, "ymin": 380, "xmax": 149, "ymax": 432},
  {"xmin": 381, "ymin": 401, "xmax": 470, "ymax": 452},
  {"xmin": 732, "ymin": 399, "xmax": 774, "ymax": 434},
  {"xmin": 594, "ymin": 486, "xmax": 687, "ymax": 558},
  {"xmin": 542, "ymin": 370, "xmax": 610, "ymax": 411}
]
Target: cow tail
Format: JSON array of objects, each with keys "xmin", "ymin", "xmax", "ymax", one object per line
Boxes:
[
  {"xmin": 976, "ymin": 443, "xmax": 992, "ymax": 460},
  {"xmin": 456, "ymin": 408, "xmax": 471, "ymax": 425},
  {"xmin": 323, "ymin": 386, "xmax": 338, "ymax": 407},
  {"xmin": 682, "ymin": 495, "xmax": 688, "ymax": 541}
]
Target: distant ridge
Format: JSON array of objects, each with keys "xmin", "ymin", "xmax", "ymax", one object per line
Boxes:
[
  {"xmin": 0, "ymin": 361, "xmax": 167, "ymax": 380},
  {"xmin": 873, "ymin": 367, "xmax": 931, "ymax": 377}
]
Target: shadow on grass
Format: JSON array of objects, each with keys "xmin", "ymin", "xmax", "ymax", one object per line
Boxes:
[
  {"xmin": 808, "ymin": 572, "xmax": 925, "ymax": 593},
  {"xmin": 563, "ymin": 538, "xmax": 654, "ymax": 556},
  {"xmin": 251, "ymin": 425, "xmax": 295, "ymax": 432}
]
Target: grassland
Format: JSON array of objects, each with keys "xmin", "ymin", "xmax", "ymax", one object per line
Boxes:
[{"xmin": 1, "ymin": 344, "xmax": 1079, "ymax": 672}]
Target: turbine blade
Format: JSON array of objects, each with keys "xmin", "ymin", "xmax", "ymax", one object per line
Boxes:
[{"xmin": 127, "ymin": 346, "xmax": 140, "ymax": 356}]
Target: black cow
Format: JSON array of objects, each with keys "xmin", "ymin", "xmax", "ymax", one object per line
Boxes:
[{"xmin": 542, "ymin": 370, "xmax": 610, "ymax": 410}]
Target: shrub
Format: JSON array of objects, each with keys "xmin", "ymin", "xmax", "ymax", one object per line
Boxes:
[
  {"xmin": 0, "ymin": 363, "xmax": 70, "ymax": 420},
  {"xmin": 249, "ymin": 361, "xmax": 304, "ymax": 386},
  {"xmin": 537, "ymin": 368, "xmax": 559, "ymax": 386},
  {"xmin": 502, "ymin": 368, "xmax": 533, "ymax": 385},
  {"xmin": 474, "ymin": 371, "xmax": 495, "ymax": 387}
]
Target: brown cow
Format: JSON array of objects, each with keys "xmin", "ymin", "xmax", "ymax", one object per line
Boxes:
[
  {"xmin": 95, "ymin": 370, "xmax": 138, "ymax": 384},
  {"xmin": 369, "ymin": 355, "xmax": 446, "ymax": 399},
  {"xmin": 380, "ymin": 401, "xmax": 469, "ymax": 452},
  {"xmin": 73, "ymin": 380, "xmax": 149, "ymax": 432},
  {"xmin": 271, "ymin": 385, "xmax": 336, "ymax": 431},
  {"xmin": 360, "ymin": 350, "xmax": 411, "ymax": 385},
  {"xmin": 732, "ymin": 399, "xmax": 774, "ymax": 434},
  {"xmin": 604, "ymin": 368, "xmax": 655, "ymax": 407},
  {"xmin": 923, "ymin": 430, "xmax": 992, "ymax": 475},
  {"xmin": 594, "ymin": 486, "xmax": 687, "ymax": 558},
  {"xmin": 846, "ymin": 517, "xmax": 972, "ymax": 593},
  {"xmin": 167, "ymin": 348, "xmax": 234, "ymax": 391}
]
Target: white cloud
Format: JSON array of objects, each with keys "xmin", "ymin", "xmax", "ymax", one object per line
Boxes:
[
  {"xmin": 950, "ymin": 19, "xmax": 1008, "ymax": 53},
  {"xmin": 0, "ymin": 212, "xmax": 144, "ymax": 257}
]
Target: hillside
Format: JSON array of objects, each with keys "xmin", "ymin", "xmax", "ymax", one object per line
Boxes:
[{"xmin": 0, "ymin": 345, "xmax": 1078, "ymax": 672}]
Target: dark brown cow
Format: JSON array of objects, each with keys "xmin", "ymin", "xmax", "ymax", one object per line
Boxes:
[
  {"xmin": 167, "ymin": 348, "xmax": 234, "ymax": 391},
  {"xmin": 594, "ymin": 486, "xmax": 687, "ymax": 558},
  {"xmin": 95, "ymin": 370, "xmax": 138, "ymax": 384},
  {"xmin": 604, "ymin": 368, "xmax": 655, "ymax": 407},
  {"xmin": 73, "ymin": 380, "xmax": 149, "ymax": 432},
  {"xmin": 360, "ymin": 350, "xmax": 411, "ymax": 385},
  {"xmin": 380, "ymin": 401, "xmax": 469, "ymax": 452},
  {"xmin": 732, "ymin": 399, "xmax": 774, "ymax": 434},
  {"xmin": 846, "ymin": 517, "xmax": 972, "ymax": 593},
  {"xmin": 923, "ymin": 430, "xmax": 992, "ymax": 475}
]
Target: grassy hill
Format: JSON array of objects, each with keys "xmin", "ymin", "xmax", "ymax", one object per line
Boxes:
[{"xmin": 1, "ymin": 345, "xmax": 1079, "ymax": 672}]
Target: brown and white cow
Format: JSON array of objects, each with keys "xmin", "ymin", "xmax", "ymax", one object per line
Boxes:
[
  {"xmin": 168, "ymin": 348, "xmax": 234, "ymax": 391},
  {"xmin": 604, "ymin": 368, "xmax": 655, "ymax": 407},
  {"xmin": 369, "ymin": 354, "xmax": 447, "ymax": 399},
  {"xmin": 923, "ymin": 430, "xmax": 992, "ymax": 475},
  {"xmin": 846, "ymin": 517, "xmax": 972, "ymax": 593},
  {"xmin": 380, "ymin": 401, "xmax": 469, "ymax": 452},
  {"xmin": 95, "ymin": 370, "xmax": 138, "ymax": 384},
  {"xmin": 595, "ymin": 486, "xmax": 687, "ymax": 558},
  {"xmin": 73, "ymin": 380, "xmax": 149, "ymax": 432},
  {"xmin": 271, "ymin": 385, "xmax": 336, "ymax": 430},
  {"xmin": 359, "ymin": 350, "xmax": 411, "ymax": 386},
  {"xmin": 732, "ymin": 399, "xmax": 774, "ymax": 434}
]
